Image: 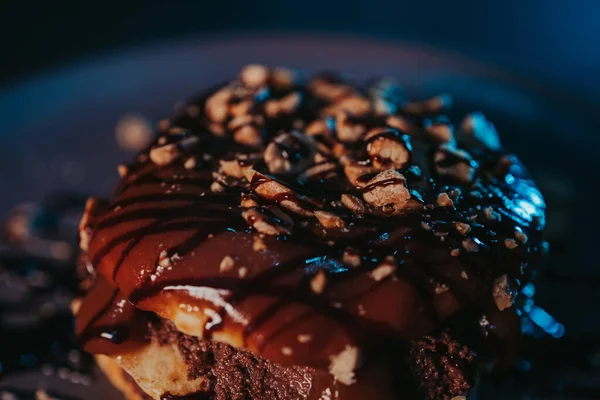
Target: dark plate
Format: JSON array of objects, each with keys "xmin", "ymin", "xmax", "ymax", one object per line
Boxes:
[{"xmin": 0, "ymin": 34, "xmax": 598, "ymax": 399}]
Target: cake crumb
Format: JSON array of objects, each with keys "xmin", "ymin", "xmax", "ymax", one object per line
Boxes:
[{"xmin": 311, "ymin": 270, "xmax": 327, "ymax": 294}]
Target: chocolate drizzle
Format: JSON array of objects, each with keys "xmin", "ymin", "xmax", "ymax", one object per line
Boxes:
[{"xmin": 72, "ymin": 67, "xmax": 547, "ymax": 399}]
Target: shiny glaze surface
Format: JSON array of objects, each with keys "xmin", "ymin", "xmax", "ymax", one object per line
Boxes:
[{"xmin": 75, "ymin": 67, "xmax": 546, "ymax": 395}]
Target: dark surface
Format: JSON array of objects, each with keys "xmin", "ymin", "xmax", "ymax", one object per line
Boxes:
[
  {"xmin": 0, "ymin": 36, "xmax": 598, "ymax": 399},
  {"xmin": 1, "ymin": 0, "xmax": 599, "ymax": 103}
]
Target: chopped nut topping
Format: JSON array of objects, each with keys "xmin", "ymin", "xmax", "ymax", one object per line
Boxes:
[
  {"xmin": 242, "ymin": 207, "xmax": 292, "ymax": 235},
  {"xmin": 281, "ymin": 347, "xmax": 293, "ymax": 356},
  {"xmin": 238, "ymin": 266, "xmax": 248, "ymax": 278},
  {"xmin": 340, "ymin": 194, "xmax": 367, "ymax": 216},
  {"xmin": 309, "ymin": 77, "xmax": 353, "ymax": 101},
  {"xmin": 297, "ymin": 334, "xmax": 313, "ymax": 343},
  {"xmin": 343, "ymin": 162, "xmax": 379, "ymax": 189},
  {"xmin": 493, "ymin": 274, "xmax": 516, "ymax": 311},
  {"xmin": 329, "ymin": 346, "xmax": 360, "ymax": 385},
  {"xmin": 205, "ymin": 87, "xmax": 232, "ymax": 123},
  {"xmin": 264, "ymin": 131, "xmax": 315, "ymax": 174},
  {"xmin": 450, "ymin": 249, "xmax": 461, "ymax": 257},
  {"xmin": 233, "ymin": 125, "xmax": 263, "ymax": 148},
  {"xmin": 311, "ymin": 269, "xmax": 327, "ymax": 294},
  {"xmin": 365, "ymin": 128, "xmax": 411, "ymax": 169},
  {"xmin": 271, "ymin": 67, "xmax": 298, "ymax": 89},
  {"xmin": 149, "ymin": 143, "xmax": 179, "ymax": 166},
  {"xmin": 305, "ymin": 120, "xmax": 331, "ymax": 137},
  {"xmin": 436, "ymin": 193, "xmax": 454, "ymax": 208},
  {"xmin": 315, "ymin": 211, "xmax": 347, "ymax": 229},
  {"xmin": 265, "ymin": 92, "xmax": 302, "ymax": 117},
  {"xmin": 229, "ymin": 99, "xmax": 253, "ymax": 117},
  {"xmin": 253, "ymin": 236, "xmax": 267, "ymax": 252},
  {"xmin": 403, "ymin": 94, "xmax": 452, "ymax": 114},
  {"xmin": 504, "ymin": 238, "xmax": 518, "ymax": 249},
  {"xmin": 240, "ymin": 194, "xmax": 260, "ymax": 208},
  {"xmin": 363, "ymin": 170, "xmax": 411, "ymax": 214},
  {"xmin": 514, "ymin": 229, "xmax": 528, "ymax": 244},
  {"xmin": 454, "ymin": 221, "xmax": 471, "ymax": 235},
  {"xmin": 324, "ymin": 95, "xmax": 371, "ymax": 117},
  {"xmin": 301, "ymin": 162, "xmax": 338, "ymax": 182},
  {"xmin": 484, "ymin": 207, "xmax": 501, "ymax": 221},
  {"xmin": 424, "ymin": 118, "xmax": 454, "ymax": 143},
  {"xmin": 386, "ymin": 115, "xmax": 415, "ymax": 134},
  {"xmin": 434, "ymin": 283, "xmax": 449, "ymax": 294},
  {"xmin": 219, "ymin": 256, "xmax": 235, "ymax": 273},
  {"xmin": 239, "ymin": 64, "xmax": 269, "ymax": 88},
  {"xmin": 460, "ymin": 270, "xmax": 469, "ymax": 279},
  {"xmin": 246, "ymin": 170, "xmax": 314, "ymax": 216},
  {"xmin": 433, "ymin": 144, "xmax": 477, "ymax": 184},
  {"xmin": 462, "ymin": 238, "xmax": 479, "ymax": 252},
  {"xmin": 370, "ymin": 258, "xmax": 396, "ymax": 281},
  {"xmin": 158, "ymin": 250, "xmax": 171, "ymax": 268},
  {"xmin": 184, "ymin": 156, "xmax": 197, "ymax": 170},
  {"xmin": 342, "ymin": 249, "xmax": 361, "ymax": 268},
  {"xmin": 335, "ymin": 110, "xmax": 366, "ymax": 143},
  {"xmin": 460, "ymin": 112, "xmax": 501, "ymax": 150},
  {"xmin": 117, "ymin": 164, "xmax": 128, "ymax": 178}
]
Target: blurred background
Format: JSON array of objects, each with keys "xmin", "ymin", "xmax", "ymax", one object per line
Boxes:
[
  {"xmin": 1, "ymin": 0, "xmax": 599, "ymax": 101},
  {"xmin": 0, "ymin": 1, "xmax": 599, "ymax": 399}
]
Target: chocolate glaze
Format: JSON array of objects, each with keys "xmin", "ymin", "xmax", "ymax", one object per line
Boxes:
[{"xmin": 74, "ymin": 68, "xmax": 546, "ymax": 398}]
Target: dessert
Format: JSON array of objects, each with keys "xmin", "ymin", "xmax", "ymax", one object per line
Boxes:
[{"xmin": 73, "ymin": 65, "xmax": 546, "ymax": 399}]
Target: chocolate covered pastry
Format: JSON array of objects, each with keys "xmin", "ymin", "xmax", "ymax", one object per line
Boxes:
[{"xmin": 73, "ymin": 65, "xmax": 546, "ymax": 399}]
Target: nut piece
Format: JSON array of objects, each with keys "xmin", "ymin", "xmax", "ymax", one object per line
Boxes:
[
  {"xmin": 219, "ymin": 256, "xmax": 235, "ymax": 273},
  {"xmin": 240, "ymin": 193, "xmax": 260, "ymax": 208},
  {"xmin": 242, "ymin": 207, "xmax": 292, "ymax": 236},
  {"xmin": 492, "ymin": 274, "xmax": 517, "ymax": 311},
  {"xmin": 264, "ymin": 131, "xmax": 315, "ymax": 174},
  {"xmin": 403, "ymin": 94, "xmax": 452, "ymax": 114},
  {"xmin": 311, "ymin": 269, "xmax": 327, "ymax": 294},
  {"xmin": 329, "ymin": 346, "xmax": 360, "ymax": 386},
  {"xmin": 233, "ymin": 125, "xmax": 263, "ymax": 148},
  {"xmin": 149, "ymin": 143, "xmax": 179, "ymax": 166},
  {"xmin": 324, "ymin": 95, "xmax": 371, "ymax": 117},
  {"xmin": 504, "ymin": 239, "xmax": 518, "ymax": 249},
  {"xmin": 341, "ymin": 194, "xmax": 367, "ymax": 216},
  {"xmin": 117, "ymin": 164, "xmax": 128, "ymax": 178},
  {"xmin": 343, "ymin": 162, "xmax": 379, "ymax": 189},
  {"xmin": 300, "ymin": 162, "xmax": 338, "ymax": 182},
  {"xmin": 246, "ymin": 170, "xmax": 314, "ymax": 216},
  {"xmin": 484, "ymin": 207, "xmax": 501, "ymax": 222},
  {"xmin": 514, "ymin": 229, "xmax": 528, "ymax": 244},
  {"xmin": 271, "ymin": 67, "xmax": 298, "ymax": 89},
  {"xmin": 253, "ymin": 236, "xmax": 267, "ymax": 252},
  {"xmin": 343, "ymin": 248, "xmax": 361, "ymax": 268},
  {"xmin": 239, "ymin": 64, "xmax": 269, "ymax": 88},
  {"xmin": 315, "ymin": 211, "xmax": 346, "ymax": 229},
  {"xmin": 460, "ymin": 112, "xmax": 501, "ymax": 150},
  {"xmin": 424, "ymin": 117, "xmax": 455, "ymax": 144},
  {"xmin": 365, "ymin": 128, "xmax": 411, "ymax": 169},
  {"xmin": 205, "ymin": 87, "xmax": 233, "ymax": 123},
  {"xmin": 454, "ymin": 222, "xmax": 471, "ymax": 235},
  {"xmin": 436, "ymin": 193, "xmax": 454, "ymax": 208},
  {"xmin": 265, "ymin": 92, "xmax": 302, "ymax": 118},
  {"xmin": 386, "ymin": 115, "xmax": 415, "ymax": 134},
  {"xmin": 462, "ymin": 238, "xmax": 479, "ymax": 252},
  {"xmin": 370, "ymin": 257, "xmax": 396, "ymax": 281},
  {"xmin": 433, "ymin": 144, "xmax": 477, "ymax": 184},
  {"xmin": 362, "ymin": 170, "xmax": 411, "ymax": 214},
  {"xmin": 309, "ymin": 77, "xmax": 353, "ymax": 101},
  {"xmin": 220, "ymin": 159, "xmax": 252, "ymax": 179},
  {"xmin": 335, "ymin": 110, "xmax": 366, "ymax": 143}
]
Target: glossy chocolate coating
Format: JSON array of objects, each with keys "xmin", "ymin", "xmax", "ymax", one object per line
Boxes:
[{"xmin": 75, "ymin": 68, "xmax": 546, "ymax": 395}]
